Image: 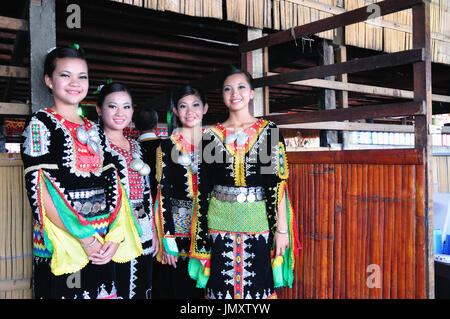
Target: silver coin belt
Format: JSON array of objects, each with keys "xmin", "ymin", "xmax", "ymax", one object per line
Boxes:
[{"xmin": 213, "ymin": 185, "xmax": 265, "ymax": 203}]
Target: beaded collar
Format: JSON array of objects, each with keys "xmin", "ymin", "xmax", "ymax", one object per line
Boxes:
[
  {"xmin": 110, "ymin": 139, "xmax": 145, "ymax": 201},
  {"xmin": 45, "ymin": 108, "xmax": 92, "ymax": 135},
  {"xmin": 171, "ymin": 132, "xmax": 197, "ymax": 154},
  {"xmin": 44, "ymin": 108, "xmax": 102, "ymax": 174},
  {"xmin": 214, "ymin": 118, "xmax": 268, "ymax": 154}
]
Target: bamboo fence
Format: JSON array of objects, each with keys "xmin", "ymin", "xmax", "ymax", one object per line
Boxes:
[
  {"xmin": 278, "ymin": 149, "xmax": 427, "ymax": 299},
  {"xmin": 0, "ymin": 154, "xmax": 32, "ymax": 299}
]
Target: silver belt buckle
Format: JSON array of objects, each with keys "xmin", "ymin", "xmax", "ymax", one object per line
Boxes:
[
  {"xmin": 178, "ymin": 207, "xmax": 188, "ymax": 216},
  {"xmin": 247, "ymin": 193, "xmax": 255, "ymax": 203},
  {"xmin": 236, "ymin": 193, "xmax": 246, "ymax": 203}
]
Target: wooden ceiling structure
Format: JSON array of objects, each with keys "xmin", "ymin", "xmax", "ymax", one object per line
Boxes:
[{"xmin": 1, "ymin": 0, "xmax": 450, "ymax": 125}]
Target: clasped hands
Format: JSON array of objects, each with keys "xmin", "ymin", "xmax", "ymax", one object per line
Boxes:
[{"xmin": 80, "ymin": 236, "xmax": 119, "ymax": 265}]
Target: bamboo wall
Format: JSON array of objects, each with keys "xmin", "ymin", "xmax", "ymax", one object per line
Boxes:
[
  {"xmin": 0, "ymin": 154, "xmax": 32, "ymax": 299},
  {"xmin": 111, "ymin": 0, "xmax": 223, "ymax": 19},
  {"xmin": 109, "ymin": 0, "xmax": 450, "ymax": 65},
  {"xmin": 278, "ymin": 148, "xmax": 427, "ymax": 299}
]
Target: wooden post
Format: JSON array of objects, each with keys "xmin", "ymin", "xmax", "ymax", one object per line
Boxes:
[
  {"xmin": 29, "ymin": 0, "xmax": 56, "ymax": 113},
  {"xmin": 334, "ymin": 0, "xmax": 349, "ymax": 149},
  {"xmin": 240, "ymin": 27, "xmax": 264, "ymax": 117},
  {"xmin": 28, "ymin": 0, "xmax": 56, "ymax": 299},
  {"xmin": 412, "ymin": 1, "xmax": 433, "ymax": 299},
  {"xmin": 263, "ymin": 37, "xmax": 270, "ymax": 116},
  {"xmin": 319, "ymin": 39, "xmax": 339, "ymax": 149}
]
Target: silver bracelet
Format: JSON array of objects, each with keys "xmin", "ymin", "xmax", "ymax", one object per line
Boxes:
[
  {"xmin": 276, "ymin": 229, "xmax": 289, "ymax": 234},
  {"xmin": 82, "ymin": 237, "xmax": 97, "ymax": 248}
]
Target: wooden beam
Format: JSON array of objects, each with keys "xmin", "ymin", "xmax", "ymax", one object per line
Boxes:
[
  {"xmin": 0, "ymin": 16, "xmax": 28, "ymax": 32},
  {"xmin": 239, "ymin": 0, "xmax": 424, "ymax": 52},
  {"xmin": 287, "ymin": 148, "xmax": 424, "ymax": 165},
  {"xmin": 263, "ymin": 101, "xmax": 423, "ymax": 125},
  {"xmin": 253, "ymin": 49, "xmax": 424, "ymax": 88},
  {"xmin": 0, "ymin": 65, "xmax": 29, "ymax": 78},
  {"xmin": 0, "ymin": 102, "xmax": 30, "ymax": 115},
  {"xmin": 287, "ymin": 0, "xmax": 450, "ymax": 42},
  {"xmin": 58, "ymin": 40, "xmax": 235, "ymax": 66},
  {"xmin": 56, "ymin": 28, "xmax": 234, "ymax": 58},
  {"xmin": 279, "ymin": 121, "xmax": 415, "ymax": 133},
  {"xmin": 3, "ymin": 2, "xmax": 29, "ymax": 102},
  {"xmin": 275, "ymin": 78, "xmax": 450, "ymax": 103}
]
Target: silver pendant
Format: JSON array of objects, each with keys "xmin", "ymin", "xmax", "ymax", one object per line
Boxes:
[
  {"xmin": 190, "ymin": 162, "xmax": 198, "ymax": 175},
  {"xmin": 87, "ymin": 140, "xmax": 99, "ymax": 155},
  {"xmin": 178, "ymin": 153, "xmax": 191, "ymax": 166},
  {"xmin": 236, "ymin": 133, "xmax": 248, "ymax": 146},
  {"xmin": 139, "ymin": 163, "xmax": 151, "ymax": 176},
  {"xmin": 247, "ymin": 193, "xmax": 256, "ymax": 203},
  {"xmin": 76, "ymin": 126, "xmax": 89, "ymax": 144},
  {"xmin": 225, "ymin": 134, "xmax": 237, "ymax": 145},
  {"xmin": 130, "ymin": 158, "xmax": 145, "ymax": 172},
  {"xmin": 76, "ymin": 126, "xmax": 100, "ymax": 154},
  {"xmin": 225, "ymin": 130, "xmax": 249, "ymax": 146}
]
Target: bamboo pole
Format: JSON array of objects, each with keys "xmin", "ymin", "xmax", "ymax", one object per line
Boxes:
[
  {"xmin": 346, "ymin": 164, "xmax": 356, "ymax": 298},
  {"xmin": 341, "ymin": 163, "xmax": 348, "ymax": 298},
  {"xmin": 393, "ymin": 165, "xmax": 402, "ymax": 298},
  {"xmin": 0, "ymin": 167, "xmax": 6, "ymax": 298},
  {"xmin": 355, "ymin": 164, "xmax": 363, "ymax": 298},
  {"xmin": 415, "ymin": 163, "xmax": 426, "ymax": 298},
  {"xmin": 382, "ymin": 165, "xmax": 394, "ymax": 298},
  {"xmin": 326, "ymin": 163, "xmax": 335, "ymax": 298},
  {"xmin": 321, "ymin": 163, "xmax": 328, "ymax": 298},
  {"xmin": 314, "ymin": 164, "xmax": 321, "ymax": 298},
  {"xmin": 376, "ymin": 164, "xmax": 384, "ymax": 299},
  {"xmin": 305, "ymin": 164, "xmax": 314, "ymax": 299},
  {"xmin": 366, "ymin": 165, "xmax": 377, "ymax": 299},
  {"xmin": 405, "ymin": 165, "xmax": 416, "ymax": 298},
  {"xmin": 333, "ymin": 164, "xmax": 342, "ymax": 299}
]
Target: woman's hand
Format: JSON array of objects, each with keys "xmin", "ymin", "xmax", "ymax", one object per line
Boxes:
[
  {"xmin": 89, "ymin": 241, "xmax": 120, "ymax": 265},
  {"xmin": 82, "ymin": 237, "xmax": 103, "ymax": 259},
  {"xmin": 274, "ymin": 231, "xmax": 290, "ymax": 258},
  {"xmin": 162, "ymin": 247, "xmax": 178, "ymax": 268},
  {"xmin": 152, "ymin": 230, "xmax": 160, "ymax": 257}
]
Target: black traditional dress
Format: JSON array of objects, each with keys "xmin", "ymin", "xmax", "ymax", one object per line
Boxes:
[
  {"xmin": 153, "ymin": 132, "xmax": 205, "ymax": 299},
  {"xmin": 137, "ymin": 132, "xmax": 160, "ymax": 201},
  {"xmin": 189, "ymin": 119, "xmax": 300, "ymax": 299},
  {"xmin": 21, "ymin": 108, "xmax": 143, "ymax": 299},
  {"xmin": 108, "ymin": 137, "xmax": 154, "ymax": 299}
]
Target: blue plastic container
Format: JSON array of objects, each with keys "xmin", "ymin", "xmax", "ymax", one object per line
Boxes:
[
  {"xmin": 435, "ymin": 229, "xmax": 443, "ymax": 254},
  {"xmin": 444, "ymin": 234, "xmax": 450, "ymax": 255}
]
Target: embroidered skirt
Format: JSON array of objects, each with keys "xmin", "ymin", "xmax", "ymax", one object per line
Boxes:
[
  {"xmin": 206, "ymin": 197, "xmax": 277, "ymax": 299},
  {"xmin": 33, "ymin": 257, "xmax": 117, "ymax": 299},
  {"xmin": 114, "ymin": 201, "xmax": 153, "ymax": 299}
]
